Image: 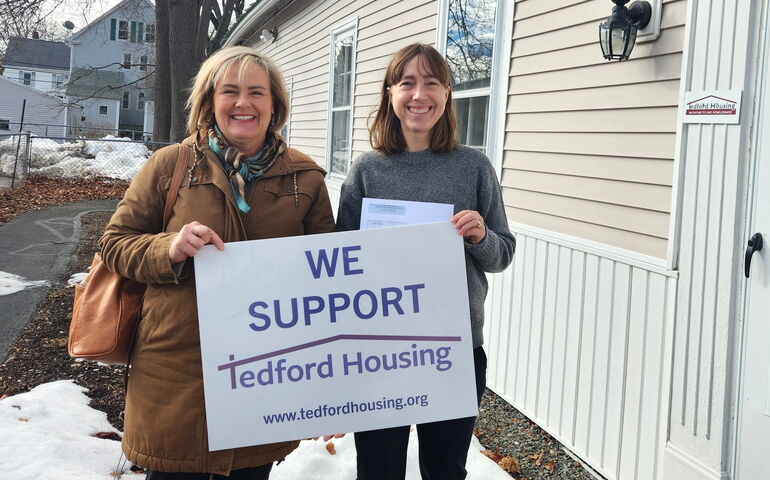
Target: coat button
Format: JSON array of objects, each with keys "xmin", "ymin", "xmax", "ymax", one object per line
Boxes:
[
  {"xmin": 286, "ymin": 187, "xmax": 293, "ymax": 193},
  {"xmin": 219, "ymin": 463, "xmax": 227, "ymax": 471}
]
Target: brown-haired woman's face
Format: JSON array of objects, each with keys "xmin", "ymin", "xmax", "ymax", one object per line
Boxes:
[
  {"xmin": 388, "ymin": 55, "xmax": 449, "ymax": 143},
  {"xmin": 212, "ymin": 62, "xmax": 273, "ymax": 156}
]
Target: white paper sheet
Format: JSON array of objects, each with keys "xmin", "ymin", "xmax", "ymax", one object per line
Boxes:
[{"xmin": 360, "ymin": 198, "xmax": 454, "ymax": 230}]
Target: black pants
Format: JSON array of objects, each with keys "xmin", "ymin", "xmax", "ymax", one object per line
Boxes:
[
  {"xmin": 354, "ymin": 346, "xmax": 487, "ymax": 480},
  {"xmin": 144, "ymin": 464, "xmax": 272, "ymax": 480}
]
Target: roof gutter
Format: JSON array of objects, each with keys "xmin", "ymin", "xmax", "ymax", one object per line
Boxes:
[{"xmin": 223, "ymin": 0, "xmax": 284, "ymax": 47}]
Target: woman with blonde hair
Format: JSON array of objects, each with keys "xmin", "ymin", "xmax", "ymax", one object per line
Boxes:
[
  {"xmin": 336, "ymin": 42, "xmax": 515, "ymax": 480},
  {"xmin": 100, "ymin": 46, "xmax": 335, "ymax": 479}
]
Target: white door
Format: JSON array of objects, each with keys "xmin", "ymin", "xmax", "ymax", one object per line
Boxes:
[{"xmin": 737, "ymin": 8, "xmax": 770, "ymax": 478}]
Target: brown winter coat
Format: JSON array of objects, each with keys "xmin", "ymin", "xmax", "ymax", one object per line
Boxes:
[{"xmin": 99, "ymin": 133, "xmax": 335, "ymax": 474}]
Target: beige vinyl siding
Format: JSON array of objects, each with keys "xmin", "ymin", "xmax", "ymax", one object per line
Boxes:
[
  {"xmin": 504, "ymin": 0, "xmax": 686, "ymax": 258},
  {"xmin": 245, "ymin": 0, "xmax": 437, "ymax": 171}
]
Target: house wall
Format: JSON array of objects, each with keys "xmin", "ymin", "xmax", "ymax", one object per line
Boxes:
[
  {"xmin": 234, "ymin": 2, "xmax": 690, "ymax": 480},
  {"xmin": 2, "ymin": 67, "xmax": 68, "ymax": 95},
  {"xmin": 66, "ymin": 98, "xmax": 121, "ymax": 136},
  {"xmin": 69, "ymin": 0, "xmax": 154, "ymax": 129},
  {"xmin": 0, "ymin": 77, "xmax": 66, "ymax": 137},
  {"xmin": 242, "ymin": 0, "xmax": 436, "ymax": 177},
  {"xmin": 502, "ymin": 0, "xmax": 687, "ymax": 261}
]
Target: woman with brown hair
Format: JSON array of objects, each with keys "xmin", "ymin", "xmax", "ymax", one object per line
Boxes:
[
  {"xmin": 100, "ymin": 46, "xmax": 335, "ymax": 479},
  {"xmin": 336, "ymin": 43, "xmax": 515, "ymax": 480}
]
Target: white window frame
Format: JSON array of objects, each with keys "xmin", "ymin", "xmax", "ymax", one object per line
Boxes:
[
  {"xmin": 436, "ymin": 0, "xmax": 514, "ymax": 176},
  {"xmin": 123, "ymin": 53, "xmax": 132, "ymax": 69},
  {"xmin": 99, "ymin": 105, "xmax": 108, "ymax": 115},
  {"xmin": 52, "ymin": 73, "xmax": 66, "ymax": 89},
  {"xmin": 19, "ymin": 71, "xmax": 35, "ymax": 87},
  {"xmin": 122, "ymin": 92, "xmax": 130, "ymax": 109},
  {"xmin": 145, "ymin": 23, "xmax": 155, "ymax": 43},
  {"xmin": 0, "ymin": 118, "xmax": 10, "ymax": 130},
  {"xmin": 325, "ymin": 18, "xmax": 358, "ymax": 179},
  {"xmin": 281, "ymin": 77, "xmax": 293, "ymax": 144},
  {"xmin": 137, "ymin": 92, "xmax": 145, "ymax": 110},
  {"xmin": 140, "ymin": 55, "xmax": 148, "ymax": 71}
]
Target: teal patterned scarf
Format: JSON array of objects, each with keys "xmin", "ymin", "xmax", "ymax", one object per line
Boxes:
[{"xmin": 207, "ymin": 126, "xmax": 286, "ymax": 213}]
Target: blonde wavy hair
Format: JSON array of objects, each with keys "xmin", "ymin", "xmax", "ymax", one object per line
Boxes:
[{"xmin": 186, "ymin": 46, "xmax": 289, "ymax": 136}]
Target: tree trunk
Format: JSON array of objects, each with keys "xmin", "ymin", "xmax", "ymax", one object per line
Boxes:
[
  {"xmin": 196, "ymin": 0, "xmax": 213, "ymax": 64},
  {"xmin": 153, "ymin": 0, "xmax": 171, "ymax": 142},
  {"xmin": 168, "ymin": 0, "xmax": 201, "ymax": 143}
]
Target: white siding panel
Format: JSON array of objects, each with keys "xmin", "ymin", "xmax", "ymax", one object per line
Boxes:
[
  {"xmin": 507, "ymin": 80, "xmax": 681, "ymax": 113},
  {"xmin": 509, "ymin": 53, "xmax": 683, "ymax": 95},
  {"xmin": 485, "ymin": 225, "xmax": 677, "ymax": 480},
  {"xmin": 503, "ymin": 150, "xmax": 674, "ymax": 185},
  {"xmin": 506, "ymin": 107, "xmax": 679, "ymax": 133},
  {"xmin": 501, "ymin": 169, "xmax": 672, "ymax": 212},
  {"xmin": 512, "ymin": 26, "xmax": 685, "ymax": 76},
  {"xmin": 505, "ymin": 208, "xmax": 668, "ymax": 258},
  {"xmin": 513, "ymin": 2, "xmax": 687, "ymax": 58}
]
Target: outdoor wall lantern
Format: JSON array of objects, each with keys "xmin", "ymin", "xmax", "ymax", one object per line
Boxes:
[
  {"xmin": 260, "ymin": 27, "xmax": 278, "ymax": 43},
  {"xmin": 599, "ymin": 0, "xmax": 652, "ymax": 60}
]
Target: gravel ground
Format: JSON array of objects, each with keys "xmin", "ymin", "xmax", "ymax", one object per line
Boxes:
[{"xmin": 0, "ymin": 209, "xmax": 603, "ymax": 480}]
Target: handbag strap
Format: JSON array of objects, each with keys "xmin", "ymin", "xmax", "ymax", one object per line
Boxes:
[{"xmin": 162, "ymin": 144, "xmax": 189, "ymax": 230}]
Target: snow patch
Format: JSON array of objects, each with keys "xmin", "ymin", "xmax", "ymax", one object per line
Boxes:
[{"xmin": 0, "ymin": 271, "xmax": 49, "ymax": 296}]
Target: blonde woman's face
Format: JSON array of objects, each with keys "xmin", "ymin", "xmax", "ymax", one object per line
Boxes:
[{"xmin": 212, "ymin": 63, "xmax": 273, "ymax": 156}]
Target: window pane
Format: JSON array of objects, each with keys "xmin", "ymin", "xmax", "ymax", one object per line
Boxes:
[
  {"xmin": 332, "ymin": 35, "xmax": 353, "ymax": 108},
  {"xmin": 330, "ymin": 110, "xmax": 350, "ymax": 175},
  {"xmin": 119, "ymin": 20, "xmax": 128, "ymax": 40},
  {"xmin": 454, "ymin": 95, "xmax": 489, "ymax": 151},
  {"xmin": 446, "ymin": 0, "xmax": 497, "ymax": 91}
]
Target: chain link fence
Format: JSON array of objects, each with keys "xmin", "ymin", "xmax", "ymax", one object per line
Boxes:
[
  {"xmin": 1, "ymin": 134, "xmax": 172, "ymax": 187},
  {"xmin": 0, "ymin": 133, "xmax": 31, "ymax": 188}
]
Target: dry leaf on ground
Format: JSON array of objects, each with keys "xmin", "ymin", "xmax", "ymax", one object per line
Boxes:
[
  {"xmin": 498, "ymin": 455, "xmax": 522, "ymax": 474},
  {"xmin": 325, "ymin": 442, "xmax": 336, "ymax": 455}
]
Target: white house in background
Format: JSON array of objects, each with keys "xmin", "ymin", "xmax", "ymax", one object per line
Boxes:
[
  {"xmin": 1, "ymin": 37, "xmax": 70, "ymax": 98},
  {"xmin": 65, "ymin": 0, "xmax": 155, "ymax": 137},
  {"xmin": 225, "ymin": 1, "xmax": 770, "ymax": 479},
  {"xmin": 0, "ymin": 75, "xmax": 67, "ymax": 137}
]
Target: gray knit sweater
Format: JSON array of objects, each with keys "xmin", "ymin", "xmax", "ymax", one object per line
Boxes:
[{"xmin": 335, "ymin": 146, "xmax": 516, "ymax": 347}]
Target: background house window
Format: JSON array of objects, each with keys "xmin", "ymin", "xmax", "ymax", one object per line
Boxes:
[
  {"xmin": 327, "ymin": 21, "xmax": 357, "ymax": 176},
  {"xmin": 122, "ymin": 92, "xmax": 130, "ymax": 109},
  {"xmin": 130, "ymin": 21, "xmax": 144, "ymax": 43},
  {"xmin": 145, "ymin": 24, "xmax": 155, "ymax": 43},
  {"xmin": 140, "ymin": 56, "xmax": 148, "ymax": 71},
  {"xmin": 442, "ymin": 0, "xmax": 498, "ymax": 153},
  {"xmin": 138, "ymin": 93, "xmax": 145, "ymax": 110},
  {"xmin": 18, "ymin": 71, "xmax": 35, "ymax": 87},
  {"xmin": 123, "ymin": 54, "xmax": 132, "ymax": 69},
  {"xmin": 52, "ymin": 73, "xmax": 66, "ymax": 89},
  {"xmin": 99, "ymin": 106, "xmax": 108, "ymax": 115},
  {"xmin": 118, "ymin": 20, "xmax": 128, "ymax": 40},
  {"xmin": 0, "ymin": 119, "xmax": 10, "ymax": 130}
]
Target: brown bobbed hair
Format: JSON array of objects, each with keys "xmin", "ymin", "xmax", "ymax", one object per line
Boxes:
[
  {"xmin": 186, "ymin": 46, "xmax": 289, "ymax": 137},
  {"xmin": 369, "ymin": 43, "xmax": 458, "ymax": 154}
]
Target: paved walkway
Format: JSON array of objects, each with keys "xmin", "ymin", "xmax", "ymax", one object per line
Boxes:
[{"xmin": 0, "ymin": 200, "xmax": 118, "ymax": 361}]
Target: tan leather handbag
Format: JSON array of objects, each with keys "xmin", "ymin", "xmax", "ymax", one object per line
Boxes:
[{"xmin": 68, "ymin": 145, "xmax": 189, "ymax": 365}]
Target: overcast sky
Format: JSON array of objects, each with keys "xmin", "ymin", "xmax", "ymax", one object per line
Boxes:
[{"xmin": 46, "ymin": 0, "xmax": 126, "ymax": 33}]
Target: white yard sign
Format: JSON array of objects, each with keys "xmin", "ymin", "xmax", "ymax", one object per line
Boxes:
[{"xmin": 194, "ymin": 222, "xmax": 477, "ymax": 451}]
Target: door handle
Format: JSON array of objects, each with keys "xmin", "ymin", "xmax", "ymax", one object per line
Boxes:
[{"xmin": 745, "ymin": 232, "xmax": 764, "ymax": 278}]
